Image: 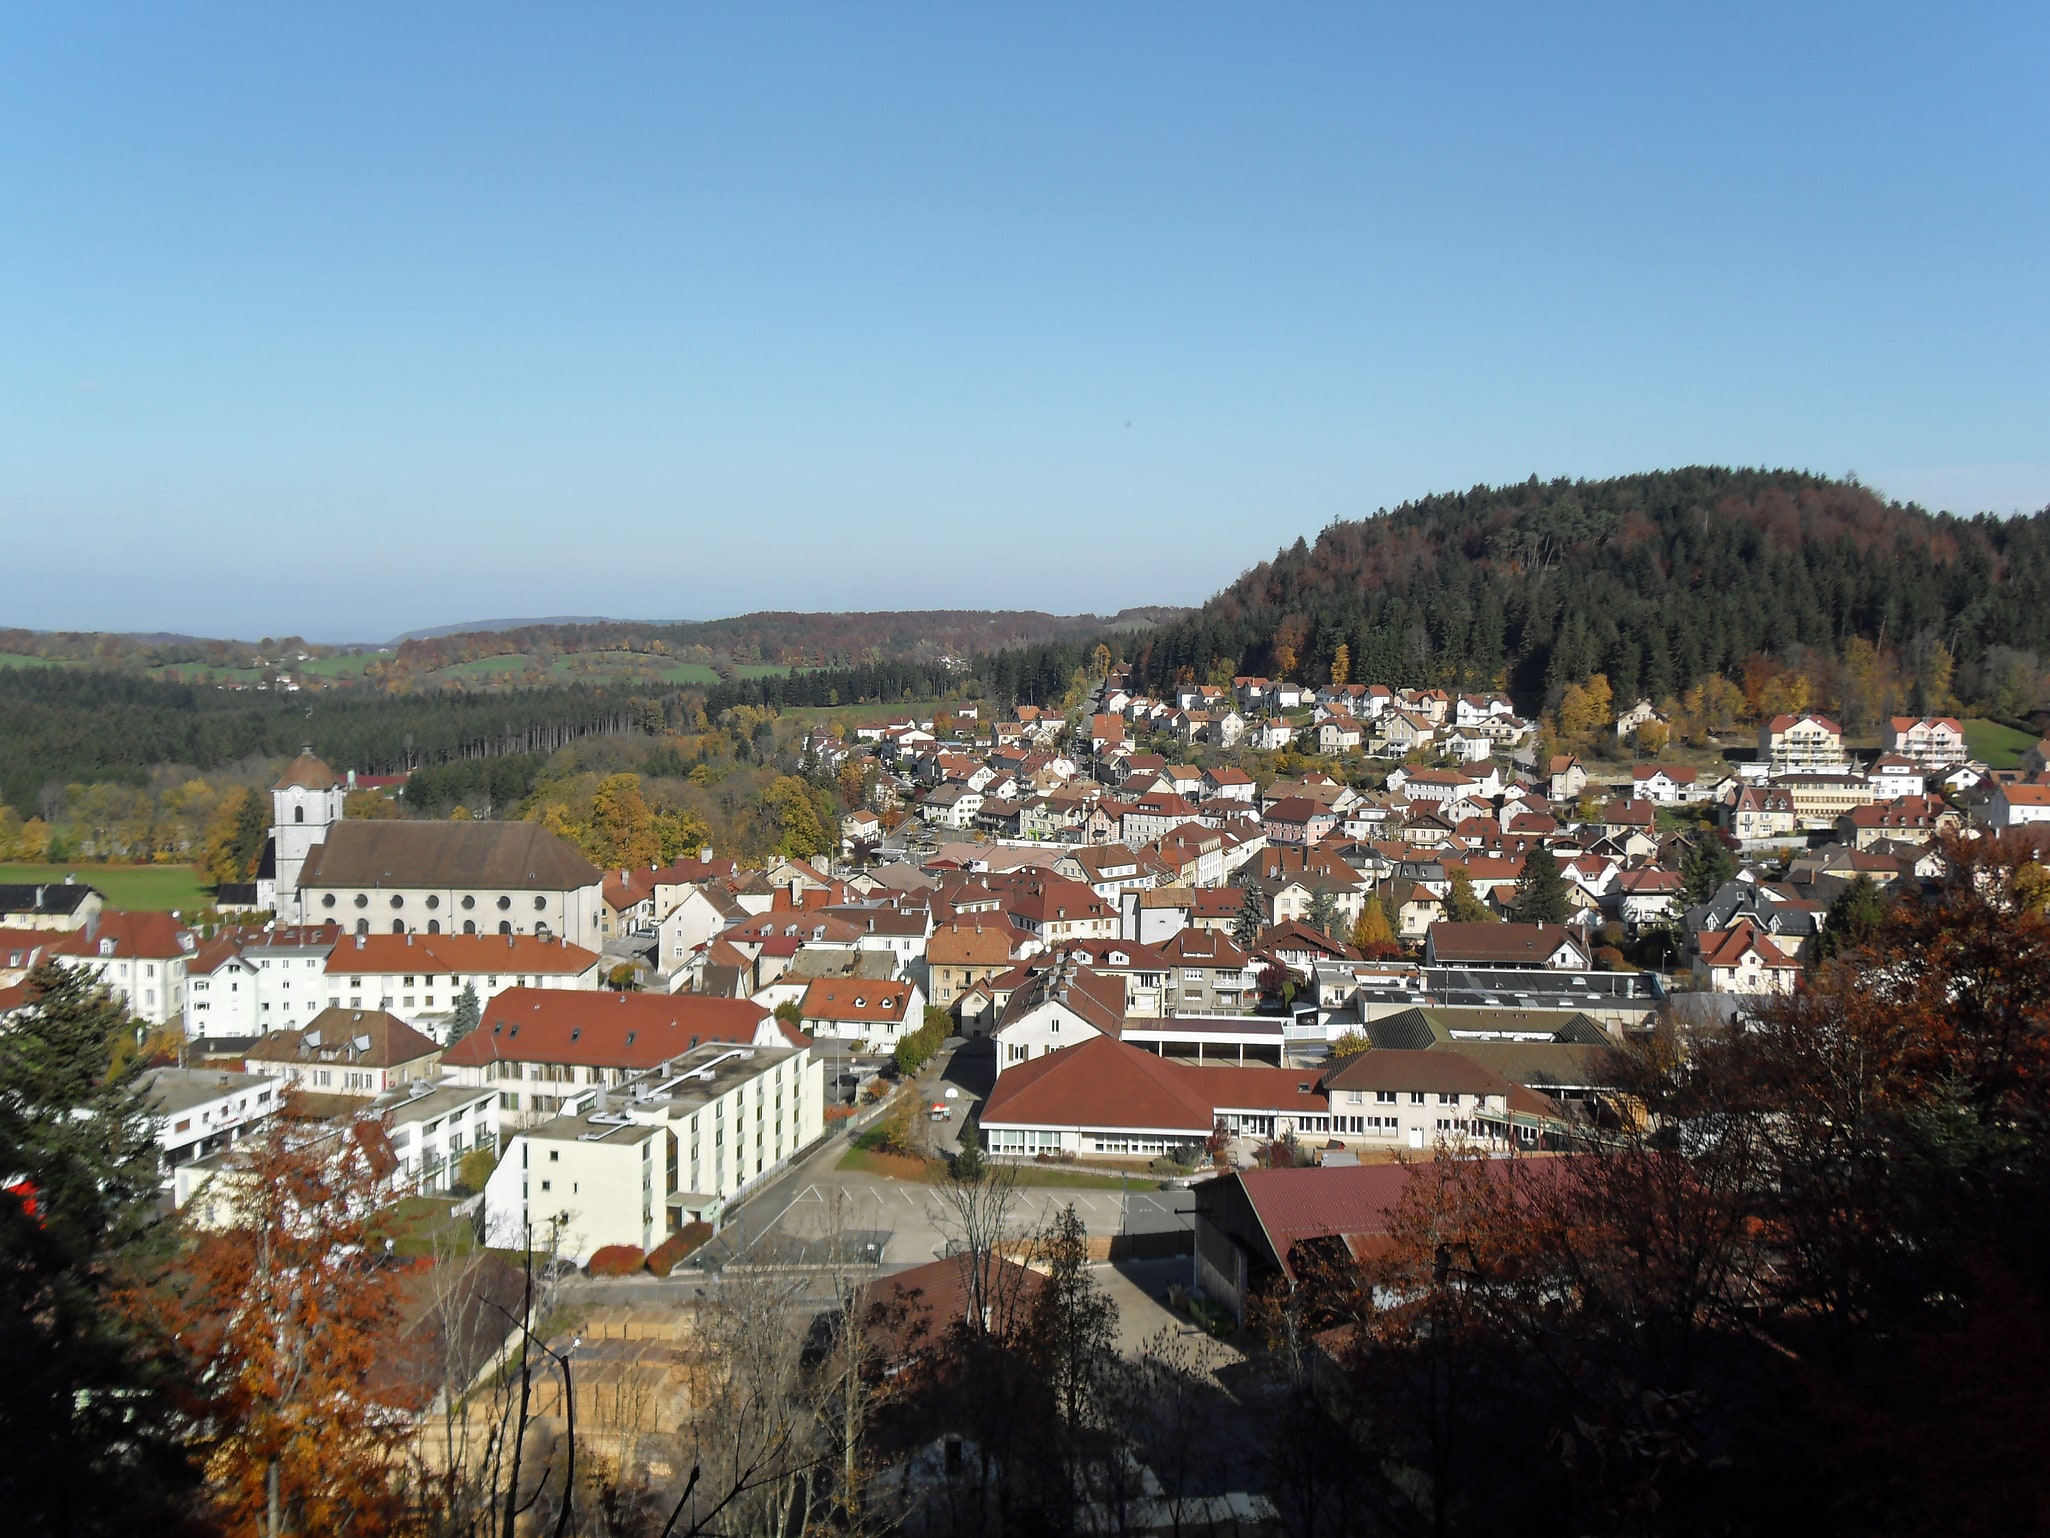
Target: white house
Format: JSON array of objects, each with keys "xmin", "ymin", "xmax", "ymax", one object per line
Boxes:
[{"xmin": 993, "ymin": 962, "xmax": 1128, "ymax": 1073}]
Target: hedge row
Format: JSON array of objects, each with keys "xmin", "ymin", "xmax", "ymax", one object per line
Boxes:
[{"xmin": 893, "ymin": 1007, "xmax": 953, "ymax": 1076}]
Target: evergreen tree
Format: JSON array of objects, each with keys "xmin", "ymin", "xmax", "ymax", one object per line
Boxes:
[
  {"xmin": 447, "ymin": 981, "xmax": 482, "ymax": 1043},
  {"xmin": 1510, "ymin": 845, "xmax": 1573, "ymax": 925},
  {"xmin": 1306, "ymin": 886, "xmax": 1339, "ymax": 940},
  {"xmin": 1681, "ymin": 833, "xmax": 1739, "ymax": 907},
  {"xmin": 0, "ymin": 963, "xmax": 192, "ymax": 1533},
  {"xmin": 1233, "ymin": 880, "xmax": 1266, "ymax": 949},
  {"xmin": 1815, "ymin": 873, "xmax": 1890, "ymax": 961}
]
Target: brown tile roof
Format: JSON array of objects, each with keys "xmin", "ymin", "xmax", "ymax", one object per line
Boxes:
[
  {"xmin": 927, "ymin": 921, "xmax": 1021, "ymax": 967},
  {"xmin": 1320, "ymin": 1048, "xmax": 1512, "ymax": 1097},
  {"xmin": 981, "ymin": 1035, "xmax": 1214, "ymax": 1132},
  {"xmin": 1426, "ymin": 922, "xmax": 1584, "ymax": 966},
  {"xmin": 322, "ymin": 932, "xmax": 601, "ymax": 976},
  {"xmin": 299, "ymin": 821, "xmax": 601, "ymax": 892},
  {"xmin": 247, "ymin": 1008, "xmax": 440, "ymax": 1069},
  {"xmin": 440, "ymin": 987, "xmax": 769, "ymax": 1069},
  {"xmin": 997, "ymin": 962, "xmax": 1127, "ymax": 1035},
  {"xmin": 1233, "ymin": 1164, "xmax": 1416, "ymax": 1278}
]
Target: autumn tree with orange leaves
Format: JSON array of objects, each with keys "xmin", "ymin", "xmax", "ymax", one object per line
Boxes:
[
  {"xmin": 1265, "ymin": 832, "xmax": 2050, "ymax": 1538},
  {"xmin": 157, "ymin": 1107, "xmax": 424, "ymax": 1538}
]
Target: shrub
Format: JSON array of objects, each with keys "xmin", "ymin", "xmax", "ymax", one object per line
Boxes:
[
  {"xmin": 454, "ymin": 1144, "xmax": 498, "ymax": 1196},
  {"xmin": 646, "ymin": 1223, "xmax": 713, "ymax": 1277},
  {"xmin": 587, "ymin": 1244, "xmax": 645, "ymax": 1277},
  {"xmin": 1594, "ymin": 945, "xmax": 1630, "ymax": 971}
]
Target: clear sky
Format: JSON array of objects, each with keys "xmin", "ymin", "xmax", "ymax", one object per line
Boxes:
[{"xmin": 3, "ymin": 4, "xmax": 2045, "ymax": 643}]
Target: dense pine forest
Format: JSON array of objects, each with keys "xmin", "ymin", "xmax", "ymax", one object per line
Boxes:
[{"xmin": 1127, "ymin": 468, "xmax": 2050, "ymax": 722}]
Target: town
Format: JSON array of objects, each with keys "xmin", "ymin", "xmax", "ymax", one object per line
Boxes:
[{"xmin": 7, "ymin": 655, "xmax": 2049, "ymax": 1533}]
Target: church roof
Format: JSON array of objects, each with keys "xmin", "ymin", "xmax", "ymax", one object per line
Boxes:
[
  {"xmin": 298, "ymin": 821, "xmax": 602, "ymax": 892},
  {"xmin": 274, "ymin": 751, "xmax": 341, "ymax": 791}
]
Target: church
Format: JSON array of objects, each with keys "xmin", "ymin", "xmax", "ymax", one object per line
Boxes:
[{"xmin": 257, "ymin": 752, "xmax": 606, "ymax": 948}]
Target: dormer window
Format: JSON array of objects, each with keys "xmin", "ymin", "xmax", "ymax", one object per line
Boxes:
[{"xmin": 98, "ymin": 939, "xmax": 114, "ymax": 957}]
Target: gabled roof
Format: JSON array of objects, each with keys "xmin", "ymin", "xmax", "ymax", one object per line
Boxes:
[
  {"xmin": 798, "ymin": 978, "xmax": 916, "ymax": 1024},
  {"xmin": 440, "ymin": 988, "xmax": 770, "ymax": 1069},
  {"xmin": 52, "ymin": 910, "xmax": 194, "ymax": 961},
  {"xmin": 1233, "ymin": 1164, "xmax": 1417, "ymax": 1280},
  {"xmin": 299, "ymin": 821, "xmax": 602, "ymax": 892},
  {"xmin": 322, "ymin": 932, "xmax": 601, "ymax": 975},
  {"xmin": 247, "ymin": 1008, "xmax": 439, "ymax": 1069},
  {"xmin": 981, "ymin": 1035, "xmax": 1214, "ymax": 1133},
  {"xmin": 997, "ymin": 962, "xmax": 1126, "ymax": 1035},
  {"xmin": 1426, "ymin": 922, "xmax": 1585, "ymax": 965}
]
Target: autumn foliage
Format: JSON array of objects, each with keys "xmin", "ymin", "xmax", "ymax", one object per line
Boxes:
[
  {"xmin": 585, "ymin": 1244, "xmax": 645, "ymax": 1277},
  {"xmin": 151, "ymin": 1110, "xmax": 421, "ymax": 1538}
]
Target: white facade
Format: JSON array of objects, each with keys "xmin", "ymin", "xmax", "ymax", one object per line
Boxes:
[
  {"xmin": 141, "ymin": 1067, "xmax": 286, "ymax": 1198},
  {"xmin": 483, "ymin": 1043, "xmax": 826, "ymax": 1262}
]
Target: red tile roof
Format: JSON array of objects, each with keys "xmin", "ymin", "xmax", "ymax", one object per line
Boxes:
[
  {"xmin": 51, "ymin": 910, "xmax": 194, "ymax": 961},
  {"xmin": 798, "ymin": 979, "xmax": 916, "ymax": 1025},
  {"xmin": 441, "ymin": 987, "xmax": 770, "ymax": 1069}
]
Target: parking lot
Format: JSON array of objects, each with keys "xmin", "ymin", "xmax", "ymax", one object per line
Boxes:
[{"xmin": 716, "ymin": 1166, "xmax": 1193, "ymax": 1269}]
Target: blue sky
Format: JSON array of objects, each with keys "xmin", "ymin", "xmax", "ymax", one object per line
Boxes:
[{"xmin": 3, "ymin": 4, "xmax": 2045, "ymax": 642}]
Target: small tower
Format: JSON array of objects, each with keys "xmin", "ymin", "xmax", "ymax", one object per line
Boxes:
[{"xmin": 269, "ymin": 748, "xmax": 345, "ymax": 921}]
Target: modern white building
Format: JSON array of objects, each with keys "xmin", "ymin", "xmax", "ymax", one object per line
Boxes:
[
  {"xmin": 374, "ymin": 1079, "xmax": 499, "ymax": 1195},
  {"xmin": 483, "ymin": 1039, "xmax": 825, "ymax": 1262},
  {"xmin": 139, "ymin": 1066, "xmax": 285, "ymax": 1197}
]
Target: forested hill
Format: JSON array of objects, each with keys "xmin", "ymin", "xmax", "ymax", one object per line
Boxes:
[{"xmin": 1128, "ymin": 468, "xmax": 2050, "ymax": 718}]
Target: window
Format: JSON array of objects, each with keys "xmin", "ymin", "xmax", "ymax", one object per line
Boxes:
[
  {"xmin": 1376, "ymin": 1090, "xmax": 1397, "ymax": 1104},
  {"xmin": 497, "ymin": 896, "xmax": 512, "ymax": 911},
  {"xmin": 533, "ymin": 896, "xmax": 546, "ymax": 911},
  {"xmin": 426, "ymin": 895, "xmax": 440, "ymax": 909},
  {"xmin": 1439, "ymin": 1092, "xmax": 1459, "ymax": 1105},
  {"xmin": 1410, "ymin": 1091, "xmax": 1426, "ymax": 1104},
  {"xmin": 354, "ymin": 894, "xmax": 369, "ymax": 909},
  {"xmin": 322, "ymin": 894, "xmax": 337, "ymax": 909},
  {"xmin": 464, "ymin": 921, "xmax": 476, "ymax": 935},
  {"xmin": 499, "ymin": 922, "xmax": 512, "ymax": 935},
  {"xmin": 294, "ymin": 806, "xmax": 305, "ymax": 824},
  {"xmin": 462, "ymin": 895, "xmax": 476, "ymax": 910},
  {"xmin": 548, "ymin": 1149, "xmax": 559, "ymax": 1162},
  {"xmin": 392, "ymin": 920, "xmax": 405, "ymax": 934}
]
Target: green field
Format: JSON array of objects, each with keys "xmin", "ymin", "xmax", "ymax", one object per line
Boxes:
[
  {"xmin": 0, "ymin": 862, "xmax": 212, "ymax": 913},
  {"xmin": 421, "ymin": 650, "xmax": 798, "ymax": 687},
  {"xmin": 0, "ymin": 652, "xmax": 72, "ymax": 669},
  {"xmin": 1964, "ymin": 717, "xmax": 2038, "ymax": 770}
]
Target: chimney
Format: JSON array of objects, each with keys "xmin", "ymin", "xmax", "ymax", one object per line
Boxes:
[
  {"xmin": 405, "ymin": 932, "xmax": 413, "ymax": 946},
  {"xmin": 354, "ymin": 933, "xmax": 365, "ymax": 950}
]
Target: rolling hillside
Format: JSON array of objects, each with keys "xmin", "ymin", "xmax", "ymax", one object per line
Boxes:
[{"xmin": 1127, "ymin": 468, "xmax": 2050, "ymax": 723}]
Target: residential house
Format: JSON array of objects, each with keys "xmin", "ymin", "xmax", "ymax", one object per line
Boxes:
[
  {"xmin": 0, "ymin": 878, "xmax": 103, "ymax": 931},
  {"xmin": 51, "ymin": 910, "xmax": 196, "ymax": 1026},
  {"xmin": 1692, "ymin": 922, "xmax": 1801, "ymax": 995},
  {"xmin": 1839, "ymin": 795, "xmax": 1957, "ymax": 849},
  {"xmin": 1759, "ymin": 713, "xmax": 1846, "ymax": 772},
  {"xmin": 796, "ymin": 977, "xmax": 926, "ymax": 1045},
  {"xmin": 1888, "ymin": 716, "xmax": 1968, "ymax": 770},
  {"xmin": 244, "ymin": 1008, "xmax": 442, "ymax": 1098},
  {"xmin": 1986, "ymin": 783, "xmax": 2050, "ymax": 830},
  {"xmin": 1631, "ymin": 765, "xmax": 1701, "ymax": 806},
  {"xmin": 926, "ymin": 920, "xmax": 1027, "ymax": 1009},
  {"xmin": 1424, "ymin": 922, "xmax": 1591, "ymax": 971},
  {"xmin": 1724, "ymin": 786, "xmax": 1799, "ymax": 842},
  {"xmin": 993, "ymin": 961, "xmax": 1128, "ymax": 1071}
]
